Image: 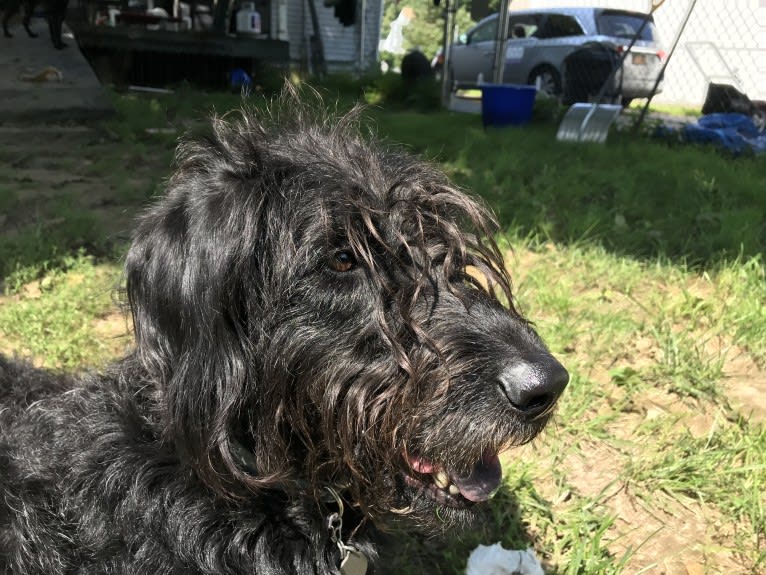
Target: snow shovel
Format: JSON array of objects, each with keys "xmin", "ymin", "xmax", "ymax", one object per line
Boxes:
[
  {"xmin": 556, "ymin": 103, "xmax": 623, "ymax": 143},
  {"xmin": 556, "ymin": 0, "xmax": 666, "ymax": 143}
]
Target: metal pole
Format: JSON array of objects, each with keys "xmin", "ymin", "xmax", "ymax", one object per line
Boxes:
[
  {"xmin": 307, "ymin": 0, "xmax": 327, "ymax": 79},
  {"xmin": 440, "ymin": 0, "xmax": 457, "ymax": 107},
  {"xmin": 633, "ymin": 0, "xmax": 698, "ymax": 132},
  {"xmin": 492, "ymin": 0, "xmax": 512, "ymax": 84},
  {"xmin": 359, "ymin": 0, "xmax": 366, "ymax": 72}
]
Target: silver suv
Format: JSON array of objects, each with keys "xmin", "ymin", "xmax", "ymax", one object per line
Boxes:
[{"xmin": 448, "ymin": 7, "xmax": 664, "ymax": 102}]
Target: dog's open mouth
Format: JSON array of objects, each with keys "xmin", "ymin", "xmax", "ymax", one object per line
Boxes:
[{"xmin": 402, "ymin": 453, "xmax": 502, "ymax": 508}]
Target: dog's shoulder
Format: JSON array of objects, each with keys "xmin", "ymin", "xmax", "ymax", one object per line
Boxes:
[{"xmin": 0, "ymin": 354, "xmax": 75, "ymax": 410}]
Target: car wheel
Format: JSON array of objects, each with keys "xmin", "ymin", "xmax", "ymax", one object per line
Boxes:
[{"xmin": 529, "ymin": 66, "xmax": 562, "ymax": 98}]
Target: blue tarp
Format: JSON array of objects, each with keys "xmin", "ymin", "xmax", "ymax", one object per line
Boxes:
[{"xmin": 661, "ymin": 113, "xmax": 766, "ymax": 155}]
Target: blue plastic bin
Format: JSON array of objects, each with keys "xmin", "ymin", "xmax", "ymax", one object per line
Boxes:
[{"xmin": 480, "ymin": 84, "xmax": 537, "ymax": 127}]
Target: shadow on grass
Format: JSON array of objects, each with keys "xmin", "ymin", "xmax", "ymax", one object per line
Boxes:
[
  {"xmin": 0, "ymin": 86, "xmax": 225, "ymax": 290},
  {"xmin": 377, "ymin": 486, "xmax": 535, "ymax": 575},
  {"xmin": 5, "ymin": 87, "xmax": 763, "ymax": 289},
  {"xmin": 370, "ymin": 107, "xmax": 766, "ymax": 268}
]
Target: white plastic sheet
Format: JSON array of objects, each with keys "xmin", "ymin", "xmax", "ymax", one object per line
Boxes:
[{"xmin": 465, "ymin": 543, "xmax": 545, "ymax": 575}]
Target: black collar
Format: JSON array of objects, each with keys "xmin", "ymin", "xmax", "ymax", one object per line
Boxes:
[{"xmin": 229, "ymin": 439, "xmax": 369, "ymax": 573}]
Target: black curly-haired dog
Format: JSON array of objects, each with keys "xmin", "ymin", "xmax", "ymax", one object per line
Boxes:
[{"xmin": 0, "ymin": 93, "xmax": 568, "ymax": 574}]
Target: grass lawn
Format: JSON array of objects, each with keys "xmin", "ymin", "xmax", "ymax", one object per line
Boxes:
[{"xmin": 1, "ymin": 85, "xmax": 764, "ymax": 574}]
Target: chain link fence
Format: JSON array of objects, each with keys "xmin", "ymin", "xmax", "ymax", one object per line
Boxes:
[{"xmin": 513, "ymin": 0, "xmax": 765, "ymax": 109}]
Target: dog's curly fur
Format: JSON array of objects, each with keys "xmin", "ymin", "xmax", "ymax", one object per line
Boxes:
[{"xmin": 0, "ymin": 92, "xmax": 568, "ymax": 574}]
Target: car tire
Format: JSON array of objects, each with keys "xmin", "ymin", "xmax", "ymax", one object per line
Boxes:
[{"xmin": 528, "ymin": 65, "xmax": 562, "ymax": 98}]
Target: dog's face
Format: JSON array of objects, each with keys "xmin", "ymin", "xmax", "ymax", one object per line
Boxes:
[{"xmin": 125, "ymin": 98, "xmax": 567, "ymax": 530}]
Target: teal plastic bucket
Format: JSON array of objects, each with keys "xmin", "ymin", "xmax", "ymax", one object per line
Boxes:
[{"xmin": 480, "ymin": 84, "xmax": 537, "ymax": 127}]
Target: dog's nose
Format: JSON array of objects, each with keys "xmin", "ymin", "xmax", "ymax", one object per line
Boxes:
[{"xmin": 499, "ymin": 355, "xmax": 569, "ymax": 419}]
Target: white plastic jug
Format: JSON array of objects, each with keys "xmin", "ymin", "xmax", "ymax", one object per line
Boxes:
[{"xmin": 236, "ymin": 2, "xmax": 261, "ymax": 35}]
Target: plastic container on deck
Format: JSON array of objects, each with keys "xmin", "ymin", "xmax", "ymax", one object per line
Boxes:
[{"xmin": 236, "ymin": 2, "xmax": 261, "ymax": 35}]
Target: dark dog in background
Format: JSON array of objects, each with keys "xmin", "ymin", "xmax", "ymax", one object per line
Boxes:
[
  {"xmin": 2, "ymin": 0, "xmax": 69, "ymax": 48},
  {"xmin": 0, "ymin": 92, "xmax": 568, "ymax": 574}
]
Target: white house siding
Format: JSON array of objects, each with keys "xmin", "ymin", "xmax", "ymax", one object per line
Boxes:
[
  {"xmin": 286, "ymin": 0, "xmax": 383, "ymax": 72},
  {"xmin": 516, "ymin": 0, "xmax": 765, "ymax": 106}
]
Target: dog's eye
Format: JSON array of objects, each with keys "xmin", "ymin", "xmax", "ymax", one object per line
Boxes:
[{"xmin": 329, "ymin": 250, "xmax": 356, "ymax": 273}]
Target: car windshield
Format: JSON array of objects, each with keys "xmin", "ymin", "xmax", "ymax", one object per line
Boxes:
[{"xmin": 596, "ymin": 11, "xmax": 656, "ymax": 41}]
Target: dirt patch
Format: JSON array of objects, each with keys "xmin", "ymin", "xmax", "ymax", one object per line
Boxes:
[
  {"xmin": 509, "ymin": 245, "xmax": 765, "ymax": 573},
  {"xmin": 0, "ymin": 126, "xmax": 171, "ymax": 264},
  {"xmin": 722, "ymin": 350, "xmax": 766, "ymax": 423},
  {"xmin": 0, "ymin": 124, "xmax": 151, "ymax": 361},
  {"xmin": 521, "ymin": 433, "xmax": 756, "ymax": 575},
  {"xmin": 606, "ymin": 488, "xmax": 746, "ymax": 575},
  {"xmin": 91, "ymin": 310, "xmax": 133, "ymax": 359}
]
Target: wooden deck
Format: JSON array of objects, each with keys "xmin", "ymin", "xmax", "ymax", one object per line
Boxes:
[{"xmin": 71, "ymin": 24, "xmax": 289, "ymax": 62}]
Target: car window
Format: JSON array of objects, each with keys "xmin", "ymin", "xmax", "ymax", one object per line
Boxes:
[
  {"xmin": 597, "ymin": 11, "xmax": 656, "ymax": 41},
  {"xmin": 535, "ymin": 14, "xmax": 584, "ymax": 39},
  {"xmin": 468, "ymin": 18, "xmax": 497, "ymax": 44},
  {"xmin": 508, "ymin": 14, "xmax": 540, "ymax": 39}
]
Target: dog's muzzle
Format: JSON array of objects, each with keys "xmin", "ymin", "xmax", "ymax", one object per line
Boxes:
[{"xmin": 499, "ymin": 354, "xmax": 569, "ymax": 421}]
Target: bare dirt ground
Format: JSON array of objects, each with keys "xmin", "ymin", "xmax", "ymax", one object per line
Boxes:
[
  {"xmin": 0, "ymin": 123, "xmax": 159, "ymax": 358},
  {"xmin": 0, "ymin": 125, "xmax": 164, "ymax": 242},
  {"xmin": 512, "ymin": 248, "xmax": 766, "ymax": 575}
]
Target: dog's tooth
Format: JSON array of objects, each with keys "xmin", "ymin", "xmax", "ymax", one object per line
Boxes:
[
  {"xmin": 433, "ymin": 471, "xmax": 449, "ymax": 489},
  {"xmin": 448, "ymin": 484, "xmax": 460, "ymax": 496}
]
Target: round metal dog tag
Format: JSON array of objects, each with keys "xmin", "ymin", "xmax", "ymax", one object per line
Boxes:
[{"xmin": 340, "ymin": 547, "xmax": 368, "ymax": 575}]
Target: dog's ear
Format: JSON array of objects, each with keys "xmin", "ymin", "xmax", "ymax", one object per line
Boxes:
[{"xmin": 124, "ymin": 116, "xmax": 286, "ymax": 495}]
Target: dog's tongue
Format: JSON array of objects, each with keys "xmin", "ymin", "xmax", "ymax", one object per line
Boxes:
[{"xmin": 451, "ymin": 454, "xmax": 502, "ymax": 502}]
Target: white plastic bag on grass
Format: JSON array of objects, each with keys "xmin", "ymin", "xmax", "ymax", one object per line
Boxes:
[{"xmin": 465, "ymin": 543, "xmax": 545, "ymax": 575}]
